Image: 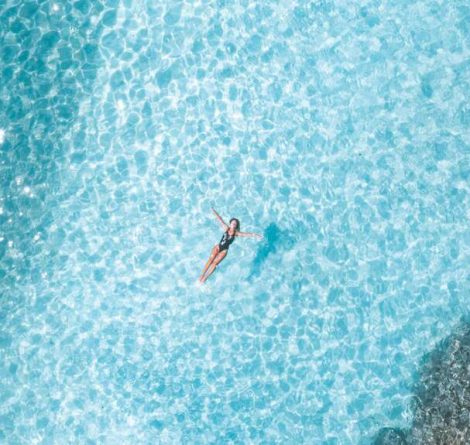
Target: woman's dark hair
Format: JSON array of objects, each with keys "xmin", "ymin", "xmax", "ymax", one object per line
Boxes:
[{"xmin": 229, "ymin": 218, "xmax": 240, "ymax": 231}]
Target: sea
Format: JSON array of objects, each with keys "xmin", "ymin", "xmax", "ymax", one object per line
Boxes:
[{"xmin": 0, "ymin": 0, "xmax": 469, "ymax": 443}]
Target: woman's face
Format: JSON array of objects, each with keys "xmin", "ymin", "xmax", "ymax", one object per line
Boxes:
[{"xmin": 230, "ymin": 220, "xmax": 238, "ymax": 230}]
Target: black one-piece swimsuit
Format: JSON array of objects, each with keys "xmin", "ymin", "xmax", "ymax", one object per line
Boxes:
[{"xmin": 218, "ymin": 230, "xmax": 236, "ymax": 251}]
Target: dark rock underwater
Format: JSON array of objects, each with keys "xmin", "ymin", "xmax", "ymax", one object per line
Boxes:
[{"xmin": 375, "ymin": 322, "xmax": 470, "ymax": 444}]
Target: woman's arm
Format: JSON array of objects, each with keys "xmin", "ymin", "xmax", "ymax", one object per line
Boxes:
[
  {"xmin": 236, "ymin": 231, "xmax": 263, "ymax": 239},
  {"xmin": 212, "ymin": 208, "xmax": 228, "ymax": 230}
]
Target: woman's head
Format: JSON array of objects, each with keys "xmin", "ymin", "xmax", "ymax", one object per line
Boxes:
[{"xmin": 229, "ymin": 218, "xmax": 240, "ymax": 231}]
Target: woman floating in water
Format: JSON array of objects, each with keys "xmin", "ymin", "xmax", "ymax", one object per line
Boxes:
[{"xmin": 199, "ymin": 208, "xmax": 263, "ymax": 284}]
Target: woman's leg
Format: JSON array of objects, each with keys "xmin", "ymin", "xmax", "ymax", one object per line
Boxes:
[
  {"xmin": 201, "ymin": 250, "xmax": 227, "ymax": 283},
  {"xmin": 199, "ymin": 245, "xmax": 220, "ymax": 281}
]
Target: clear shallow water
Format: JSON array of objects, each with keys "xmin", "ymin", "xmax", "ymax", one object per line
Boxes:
[{"xmin": 0, "ymin": 0, "xmax": 469, "ymax": 443}]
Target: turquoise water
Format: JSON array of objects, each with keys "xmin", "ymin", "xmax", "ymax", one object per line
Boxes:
[{"xmin": 1, "ymin": 0, "xmax": 469, "ymax": 443}]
